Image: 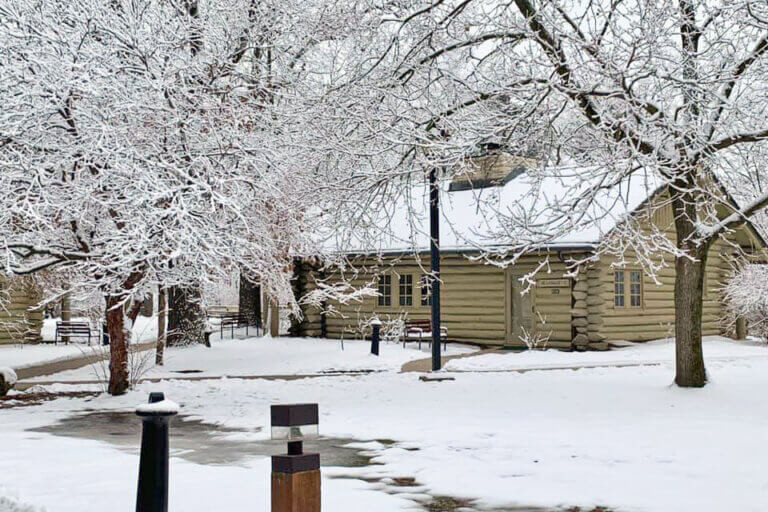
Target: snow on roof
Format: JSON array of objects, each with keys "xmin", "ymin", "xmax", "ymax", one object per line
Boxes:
[{"xmin": 332, "ymin": 166, "xmax": 663, "ymax": 254}]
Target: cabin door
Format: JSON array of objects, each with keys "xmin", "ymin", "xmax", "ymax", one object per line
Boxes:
[{"xmin": 505, "ymin": 271, "xmax": 532, "ymax": 345}]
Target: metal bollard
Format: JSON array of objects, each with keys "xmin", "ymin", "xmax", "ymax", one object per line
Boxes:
[
  {"xmin": 370, "ymin": 317, "xmax": 382, "ymax": 356},
  {"xmin": 136, "ymin": 392, "xmax": 178, "ymax": 512}
]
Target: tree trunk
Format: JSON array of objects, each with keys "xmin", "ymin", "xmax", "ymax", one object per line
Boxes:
[
  {"xmin": 672, "ymin": 191, "xmax": 709, "ymax": 388},
  {"xmin": 736, "ymin": 316, "xmax": 748, "ymax": 340},
  {"xmin": 140, "ymin": 293, "xmax": 154, "ymax": 317},
  {"xmin": 269, "ymin": 298, "xmax": 280, "ymax": 338},
  {"xmin": 674, "ymin": 252, "xmax": 708, "ymax": 387},
  {"xmin": 167, "ymin": 285, "xmax": 206, "ymax": 346},
  {"xmin": 239, "ymin": 273, "xmax": 262, "ymax": 329},
  {"xmin": 60, "ymin": 293, "xmax": 71, "ymax": 344},
  {"xmin": 106, "ymin": 295, "xmax": 130, "ymax": 395},
  {"xmin": 156, "ymin": 288, "xmax": 166, "ymax": 365}
]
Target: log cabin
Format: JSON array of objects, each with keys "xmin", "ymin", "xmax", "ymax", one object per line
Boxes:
[{"xmin": 291, "ymin": 154, "xmax": 766, "ymax": 349}]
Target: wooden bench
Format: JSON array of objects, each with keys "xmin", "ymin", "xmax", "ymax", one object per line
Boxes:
[
  {"xmin": 54, "ymin": 321, "xmax": 93, "ymax": 345},
  {"xmin": 219, "ymin": 313, "xmax": 260, "ymax": 339},
  {"xmin": 403, "ymin": 319, "xmax": 447, "ymax": 350}
]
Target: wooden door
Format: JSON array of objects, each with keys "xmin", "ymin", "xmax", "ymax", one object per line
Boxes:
[{"xmin": 506, "ymin": 270, "xmax": 533, "ymax": 345}]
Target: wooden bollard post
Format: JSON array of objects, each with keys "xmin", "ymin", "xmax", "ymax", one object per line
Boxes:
[{"xmin": 270, "ymin": 404, "xmax": 321, "ymax": 512}]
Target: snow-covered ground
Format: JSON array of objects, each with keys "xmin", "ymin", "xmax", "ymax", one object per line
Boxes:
[
  {"xmin": 446, "ymin": 335, "xmax": 768, "ymax": 371},
  {"xmin": 27, "ymin": 336, "xmax": 476, "ymax": 382},
  {"xmin": 4, "ymin": 337, "xmax": 768, "ymax": 511},
  {"xmin": 1, "ymin": 317, "xmax": 158, "ymax": 370},
  {"xmin": 3, "ymin": 354, "xmax": 768, "ymax": 511}
]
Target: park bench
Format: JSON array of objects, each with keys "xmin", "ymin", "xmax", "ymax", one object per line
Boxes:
[
  {"xmin": 219, "ymin": 313, "xmax": 260, "ymax": 339},
  {"xmin": 403, "ymin": 319, "xmax": 447, "ymax": 350},
  {"xmin": 54, "ymin": 321, "xmax": 94, "ymax": 345},
  {"xmin": 206, "ymin": 305, "xmax": 236, "ymax": 319}
]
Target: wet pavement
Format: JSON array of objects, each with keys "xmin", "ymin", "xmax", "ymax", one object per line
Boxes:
[
  {"xmin": 29, "ymin": 410, "xmax": 613, "ymax": 512},
  {"xmin": 29, "ymin": 410, "xmax": 372, "ymax": 468}
]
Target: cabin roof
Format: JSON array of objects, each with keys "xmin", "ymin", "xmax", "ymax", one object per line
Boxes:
[
  {"xmin": 329, "ymin": 166, "xmax": 670, "ymax": 255},
  {"xmin": 323, "ymin": 163, "xmax": 767, "ymax": 256}
]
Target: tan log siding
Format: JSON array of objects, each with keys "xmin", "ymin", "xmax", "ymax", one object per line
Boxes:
[
  {"xmin": 294, "ymin": 254, "xmax": 586, "ymax": 346},
  {"xmin": 590, "ymin": 197, "xmax": 740, "ymax": 342},
  {"xmin": 295, "ymin": 255, "xmax": 508, "ymax": 345},
  {"xmin": 0, "ymin": 278, "xmax": 43, "ymax": 345}
]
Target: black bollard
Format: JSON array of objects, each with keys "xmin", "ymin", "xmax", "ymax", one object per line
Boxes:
[
  {"xmin": 370, "ymin": 317, "xmax": 382, "ymax": 356},
  {"xmin": 136, "ymin": 392, "xmax": 178, "ymax": 512}
]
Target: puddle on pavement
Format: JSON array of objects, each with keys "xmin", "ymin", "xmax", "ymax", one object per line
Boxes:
[
  {"xmin": 30, "ymin": 412, "xmax": 615, "ymax": 512},
  {"xmin": 29, "ymin": 411, "xmax": 372, "ymax": 468}
]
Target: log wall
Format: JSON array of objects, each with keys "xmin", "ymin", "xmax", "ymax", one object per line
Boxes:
[{"xmin": 0, "ymin": 277, "xmax": 43, "ymax": 345}]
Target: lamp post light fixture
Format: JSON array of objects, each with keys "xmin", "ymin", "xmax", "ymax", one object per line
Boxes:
[
  {"xmin": 370, "ymin": 317, "xmax": 382, "ymax": 356},
  {"xmin": 270, "ymin": 403, "xmax": 321, "ymax": 512}
]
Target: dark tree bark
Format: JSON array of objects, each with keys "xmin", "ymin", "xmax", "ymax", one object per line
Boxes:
[
  {"xmin": 106, "ymin": 295, "xmax": 130, "ymax": 395},
  {"xmin": 156, "ymin": 287, "xmax": 166, "ymax": 365},
  {"xmin": 238, "ymin": 273, "xmax": 262, "ymax": 328},
  {"xmin": 140, "ymin": 293, "xmax": 153, "ymax": 317},
  {"xmin": 166, "ymin": 285, "xmax": 206, "ymax": 346},
  {"xmin": 106, "ymin": 292, "xmax": 143, "ymax": 395},
  {"xmin": 60, "ymin": 293, "xmax": 71, "ymax": 344},
  {"xmin": 672, "ymin": 192, "xmax": 710, "ymax": 388}
]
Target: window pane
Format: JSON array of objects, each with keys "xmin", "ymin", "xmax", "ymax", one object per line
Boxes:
[
  {"xmin": 630, "ymin": 270, "xmax": 642, "ymax": 307},
  {"xmin": 378, "ymin": 275, "xmax": 391, "ymax": 306},
  {"xmin": 420, "ymin": 275, "xmax": 432, "ymax": 306},
  {"xmin": 399, "ymin": 275, "xmax": 413, "ymax": 306},
  {"xmin": 614, "ymin": 270, "xmax": 625, "ymax": 307}
]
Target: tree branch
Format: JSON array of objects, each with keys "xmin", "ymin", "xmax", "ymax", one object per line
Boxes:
[{"xmin": 704, "ymin": 126, "xmax": 768, "ymax": 153}]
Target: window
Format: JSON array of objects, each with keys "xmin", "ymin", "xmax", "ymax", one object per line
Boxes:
[
  {"xmin": 614, "ymin": 269, "xmax": 643, "ymax": 308},
  {"xmin": 420, "ymin": 275, "xmax": 432, "ymax": 306},
  {"xmin": 377, "ymin": 274, "xmax": 392, "ymax": 306},
  {"xmin": 614, "ymin": 270, "xmax": 625, "ymax": 307},
  {"xmin": 629, "ymin": 270, "xmax": 642, "ymax": 307},
  {"xmin": 399, "ymin": 274, "xmax": 413, "ymax": 306}
]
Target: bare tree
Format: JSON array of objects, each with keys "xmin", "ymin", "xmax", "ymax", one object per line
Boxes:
[
  {"xmin": 0, "ymin": 0, "xmax": 359, "ymax": 394},
  {"xmin": 316, "ymin": 0, "xmax": 768, "ymax": 387}
]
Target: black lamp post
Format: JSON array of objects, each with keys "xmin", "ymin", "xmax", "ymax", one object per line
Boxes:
[{"xmin": 429, "ymin": 167, "xmax": 442, "ymax": 371}]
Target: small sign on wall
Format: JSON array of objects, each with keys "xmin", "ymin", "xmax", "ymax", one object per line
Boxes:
[{"xmin": 538, "ymin": 278, "xmax": 571, "ymax": 288}]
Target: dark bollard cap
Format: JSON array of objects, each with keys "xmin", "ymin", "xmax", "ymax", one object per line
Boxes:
[
  {"xmin": 136, "ymin": 392, "xmax": 180, "ymax": 418},
  {"xmin": 148, "ymin": 392, "xmax": 165, "ymax": 404}
]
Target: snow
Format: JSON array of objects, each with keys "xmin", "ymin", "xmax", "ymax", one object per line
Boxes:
[
  {"xmin": 136, "ymin": 399, "xmax": 180, "ymax": 415},
  {"xmin": 27, "ymin": 336, "xmax": 476, "ymax": 382},
  {"xmin": 336, "ymin": 166, "xmax": 662, "ymax": 253},
  {"xmin": 1, "ymin": 316, "xmax": 158, "ymax": 371},
  {"xmin": 0, "ymin": 367, "xmax": 17, "ymax": 386},
  {"xmin": 3, "ymin": 354, "xmax": 768, "ymax": 511},
  {"xmin": 445, "ymin": 335, "xmax": 768, "ymax": 371}
]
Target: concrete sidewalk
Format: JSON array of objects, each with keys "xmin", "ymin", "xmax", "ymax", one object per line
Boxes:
[
  {"xmin": 14, "ymin": 340, "xmax": 157, "ymax": 381},
  {"xmin": 15, "ymin": 369, "xmax": 380, "ymax": 391},
  {"xmin": 400, "ymin": 348, "xmax": 502, "ymax": 372}
]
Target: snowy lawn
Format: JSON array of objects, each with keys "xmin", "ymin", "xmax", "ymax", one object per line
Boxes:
[
  {"xmin": 1, "ymin": 317, "xmax": 158, "ymax": 371},
  {"xmin": 3, "ymin": 354, "xmax": 768, "ymax": 511},
  {"xmin": 446, "ymin": 335, "xmax": 768, "ymax": 371},
  {"xmin": 27, "ymin": 336, "xmax": 477, "ymax": 383}
]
